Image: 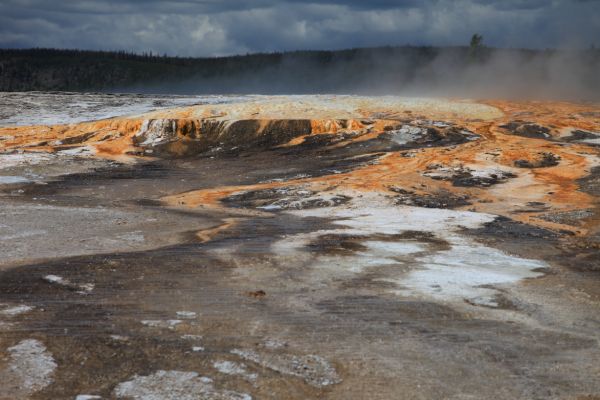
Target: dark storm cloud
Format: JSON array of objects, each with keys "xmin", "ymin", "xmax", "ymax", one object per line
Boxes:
[{"xmin": 0, "ymin": 0, "xmax": 598, "ymax": 56}]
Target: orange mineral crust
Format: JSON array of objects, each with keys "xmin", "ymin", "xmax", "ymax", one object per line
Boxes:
[
  {"xmin": 1, "ymin": 96, "xmax": 598, "ymax": 236},
  {"xmin": 157, "ymin": 98, "xmax": 600, "ymax": 236}
]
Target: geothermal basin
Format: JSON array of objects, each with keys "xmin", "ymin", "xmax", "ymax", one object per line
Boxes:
[{"xmin": 0, "ymin": 92, "xmax": 599, "ymax": 399}]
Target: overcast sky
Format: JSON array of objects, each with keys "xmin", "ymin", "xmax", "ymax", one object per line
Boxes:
[{"xmin": 1, "ymin": 0, "xmax": 599, "ymax": 56}]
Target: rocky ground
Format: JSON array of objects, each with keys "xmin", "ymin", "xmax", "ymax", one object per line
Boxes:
[{"xmin": 0, "ymin": 92, "xmax": 599, "ymax": 400}]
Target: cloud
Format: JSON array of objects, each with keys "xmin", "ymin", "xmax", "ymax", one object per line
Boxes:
[{"xmin": 0, "ymin": 0, "xmax": 598, "ymax": 56}]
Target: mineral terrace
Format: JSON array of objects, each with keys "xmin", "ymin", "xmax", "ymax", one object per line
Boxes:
[{"xmin": 0, "ymin": 92, "xmax": 599, "ymax": 399}]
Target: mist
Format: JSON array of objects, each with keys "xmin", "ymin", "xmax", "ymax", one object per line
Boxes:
[
  {"xmin": 2, "ymin": 46, "xmax": 599, "ymax": 101},
  {"xmin": 118, "ymin": 46, "xmax": 600, "ymax": 101},
  {"xmin": 403, "ymin": 48, "xmax": 600, "ymax": 100}
]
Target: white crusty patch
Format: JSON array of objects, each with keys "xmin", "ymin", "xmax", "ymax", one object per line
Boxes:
[
  {"xmin": 1, "ymin": 339, "xmax": 57, "ymax": 396},
  {"xmin": 0, "ymin": 304, "xmax": 34, "ymax": 317},
  {"xmin": 279, "ymin": 192, "xmax": 545, "ymax": 307},
  {"xmin": 135, "ymin": 119, "xmax": 178, "ymax": 147},
  {"xmin": 262, "ymin": 338, "xmax": 286, "ymax": 350},
  {"xmin": 43, "ymin": 274, "xmax": 68, "ymax": 285},
  {"xmin": 0, "ymin": 152, "xmax": 54, "ymax": 170},
  {"xmin": 213, "ymin": 360, "xmax": 257, "ymax": 382},
  {"xmin": 113, "ymin": 370, "xmax": 252, "ymax": 400},
  {"xmin": 141, "ymin": 319, "xmax": 182, "ymax": 329},
  {"xmin": 181, "ymin": 334, "xmax": 203, "ymax": 341},
  {"xmin": 176, "ymin": 311, "xmax": 197, "ymax": 319},
  {"xmin": 231, "ymin": 349, "xmax": 341, "ymax": 387},
  {"xmin": 56, "ymin": 146, "xmax": 96, "ymax": 157},
  {"xmin": 43, "ymin": 274, "xmax": 95, "ymax": 294}
]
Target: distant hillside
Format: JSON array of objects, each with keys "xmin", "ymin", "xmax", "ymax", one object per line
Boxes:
[{"xmin": 1, "ymin": 46, "xmax": 599, "ymax": 99}]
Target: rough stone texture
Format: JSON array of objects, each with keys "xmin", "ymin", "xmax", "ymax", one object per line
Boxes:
[
  {"xmin": 500, "ymin": 121, "xmax": 552, "ymax": 139},
  {"xmin": 514, "ymin": 152, "xmax": 560, "ymax": 168},
  {"xmin": 114, "ymin": 370, "xmax": 252, "ymax": 400},
  {"xmin": 231, "ymin": 349, "xmax": 341, "ymax": 388},
  {"xmin": 0, "ymin": 339, "xmax": 57, "ymax": 397}
]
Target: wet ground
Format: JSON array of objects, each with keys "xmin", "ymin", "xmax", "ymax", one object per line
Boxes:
[
  {"xmin": 0, "ymin": 93, "xmax": 599, "ymax": 399},
  {"xmin": 0, "ymin": 92, "xmax": 252, "ymax": 127}
]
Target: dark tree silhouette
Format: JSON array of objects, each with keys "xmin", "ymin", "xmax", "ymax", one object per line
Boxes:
[
  {"xmin": 468, "ymin": 34, "xmax": 484, "ymax": 62},
  {"xmin": 0, "ymin": 45, "xmax": 598, "ymax": 96}
]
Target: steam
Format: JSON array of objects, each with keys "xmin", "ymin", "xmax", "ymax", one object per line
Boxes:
[
  {"xmin": 117, "ymin": 47, "xmax": 600, "ymax": 101},
  {"xmin": 404, "ymin": 48, "xmax": 600, "ymax": 100}
]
